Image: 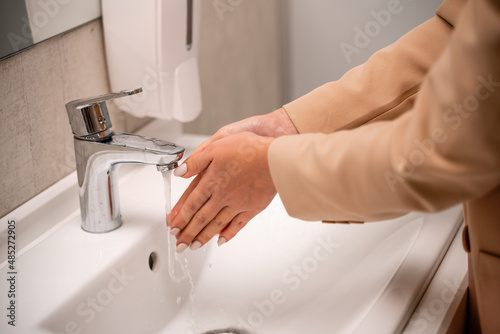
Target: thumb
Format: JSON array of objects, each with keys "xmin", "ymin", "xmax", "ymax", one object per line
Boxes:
[
  {"xmin": 189, "ymin": 137, "xmax": 214, "ymax": 158},
  {"xmin": 190, "ymin": 126, "xmax": 229, "ymax": 158},
  {"xmin": 173, "ymin": 149, "xmax": 212, "ymax": 178}
]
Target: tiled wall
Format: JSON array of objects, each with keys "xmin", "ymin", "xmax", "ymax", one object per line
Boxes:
[{"xmin": 0, "ymin": 0, "xmax": 283, "ymax": 218}]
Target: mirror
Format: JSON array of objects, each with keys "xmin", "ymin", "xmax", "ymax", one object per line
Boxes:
[{"xmin": 0, "ymin": 0, "xmax": 101, "ymax": 59}]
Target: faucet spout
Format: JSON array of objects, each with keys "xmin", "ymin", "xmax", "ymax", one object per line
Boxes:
[
  {"xmin": 66, "ymin": 88, "xmax": 185, "ymax": 233},
  {"xmin": 74, "ymin": 133, "xmax": 184, "ymax": 233}
]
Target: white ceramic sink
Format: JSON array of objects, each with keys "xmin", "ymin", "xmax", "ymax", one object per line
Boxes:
[
  {"xmin": 162, "ymin": 199, "xmax": 464, "ymax": 334},
  {"xmin": 0, "ymin": 121, "xmax": 466, "ymax": 334}
]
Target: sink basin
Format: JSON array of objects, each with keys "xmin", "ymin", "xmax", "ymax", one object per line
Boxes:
[
  {"xmin": 161, "ymin": 200, "xmax": 464, "ymax": 334},
  {"xmin": 0, "ymin": 121, "xmax": 466, "ymax": 334}
]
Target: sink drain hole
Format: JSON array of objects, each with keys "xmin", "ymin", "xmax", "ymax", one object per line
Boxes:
[{"xmin": 149, "ymin": 252, "xmax": 159, "ymax": 271}]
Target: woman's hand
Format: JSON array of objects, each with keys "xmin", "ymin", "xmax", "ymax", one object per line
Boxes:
[
  {"xmin": 189, "ymin": 108, "xmax": 298, "ymax": 159},
  {"xmin": 168, "ymin": 132, "xmax": 277, "ymax": 252}
]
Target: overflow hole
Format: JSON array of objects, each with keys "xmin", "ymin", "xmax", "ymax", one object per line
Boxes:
[{"xmin": 149, "ymin": 252, "xmax": 159, "ymax": 272}]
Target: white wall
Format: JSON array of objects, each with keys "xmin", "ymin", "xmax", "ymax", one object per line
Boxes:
[
  {"xmin": 283, "ymin": 0, "xmax": 442, "ymax": 101},
  {"xmin": 185, "ymin": 0, "xmax": 283, "ymax": 135}
]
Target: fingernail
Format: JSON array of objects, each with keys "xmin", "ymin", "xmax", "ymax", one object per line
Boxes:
[
  {"xmin": 217, "ymin": 237, "xmax": 227, "ymax": 247},
  {"xmin": 176, "ymin": 243, "xmax": 188, "ymax": 253},
  {"xmin": 190, "ymin": 241, "xmax": 202, "ymax": 251},
  {"xmin": 173, "ymin": 163, "xmax": 187, "ymax": 177},
  {"xmin": 170, "ymin": 227, "xmax": 180, "ymax": 236}
]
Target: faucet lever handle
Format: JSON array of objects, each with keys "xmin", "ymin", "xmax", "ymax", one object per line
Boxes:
[{"xmin": 65, "ymin": 88, "xmax": 143, "ymax": 140}]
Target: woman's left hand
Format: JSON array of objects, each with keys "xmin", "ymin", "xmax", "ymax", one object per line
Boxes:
[{"xmin": 168, "ymin": 132, "xmax": 277, "ymax": 252}]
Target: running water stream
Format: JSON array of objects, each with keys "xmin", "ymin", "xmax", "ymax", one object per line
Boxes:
[
  {"xmin": 162, "ymin": 169, "xmax": 185, "ymax": 282},
  {"xmin": 161, "ymin": 169, "xmax": 198, "ymax": 332}
]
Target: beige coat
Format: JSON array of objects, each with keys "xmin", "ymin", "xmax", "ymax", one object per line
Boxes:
[{"xmin": 268, "ymin": 0, "xmax": 499, "ymax": 332}]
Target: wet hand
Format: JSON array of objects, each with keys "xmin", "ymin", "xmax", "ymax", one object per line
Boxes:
[{"xmin": 168, "ymin": 132, "xmax": 277, "ymax": 252}]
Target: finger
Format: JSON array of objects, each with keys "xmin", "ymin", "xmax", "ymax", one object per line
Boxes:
[
  {"xmin": 189, "ymin": 207, "xmax": 238, "ymax": 250},
  {"xmin": 175, "ymin": 197, "xmax": 223, "ymax": 248},
  {"xmin": 174, "ymin": 149, "xmax": 213, "ymax": 179},
  {"xmin": 189, "ymin": 136, "xmax": 217, "ymax": 158},
  {"xmin": 170, "ymin": 176, "xmax": 213, "ymax": 235},
  {"xmin": 190, "ymin": 123, "xmax": 239, "ymax": 157},
  {"xmin": 184, "ymin": 128, "xmax": 227, "ymax": 166},
  {"xmin": 168, "ymin": 174, "xmax": 201, "ymax": 226},
  {"xmin": 218, "ymin": 212, "xmax": 255, "ymax": 246}
]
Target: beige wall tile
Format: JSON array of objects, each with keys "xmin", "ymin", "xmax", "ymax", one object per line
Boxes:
[
  {"xmin": 0, "ymin": 54, "xmax": 35, "ymax": 216},
  {"xmin": 21, "ymin": 36, "xmax": 73, "ymax": 195}
]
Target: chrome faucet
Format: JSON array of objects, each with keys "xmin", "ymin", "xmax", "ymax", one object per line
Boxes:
[{"xmin": 65, "ymin": 88, "xmax": 184, "ymax": 233}]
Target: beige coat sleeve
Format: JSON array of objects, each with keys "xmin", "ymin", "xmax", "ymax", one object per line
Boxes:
[
  {"xmin": 269, "ymin": 0, "xmax": 500, "ymax": 222},
  {"xmin": 284, "ymin": 0, "xmax": 463, "ymax": 134}
]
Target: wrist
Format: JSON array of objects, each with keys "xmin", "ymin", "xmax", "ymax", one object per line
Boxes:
[
  {"xmin": 259, "ymin": 135, "xmax": 277, "ymax": 194},
  {"xmin": 267, "ymin": 108, "xmax": 299, "ymax": 137}
]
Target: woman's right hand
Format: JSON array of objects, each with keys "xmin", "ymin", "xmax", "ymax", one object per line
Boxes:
[{"xmin": 188, "ymin": 107, "xmax": 298, "ymax": 159}]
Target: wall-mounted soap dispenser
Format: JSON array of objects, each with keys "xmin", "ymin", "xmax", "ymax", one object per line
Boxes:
[{"xmin": 102, "ymin": 0, "xmax": 202, "ymax": 122}]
